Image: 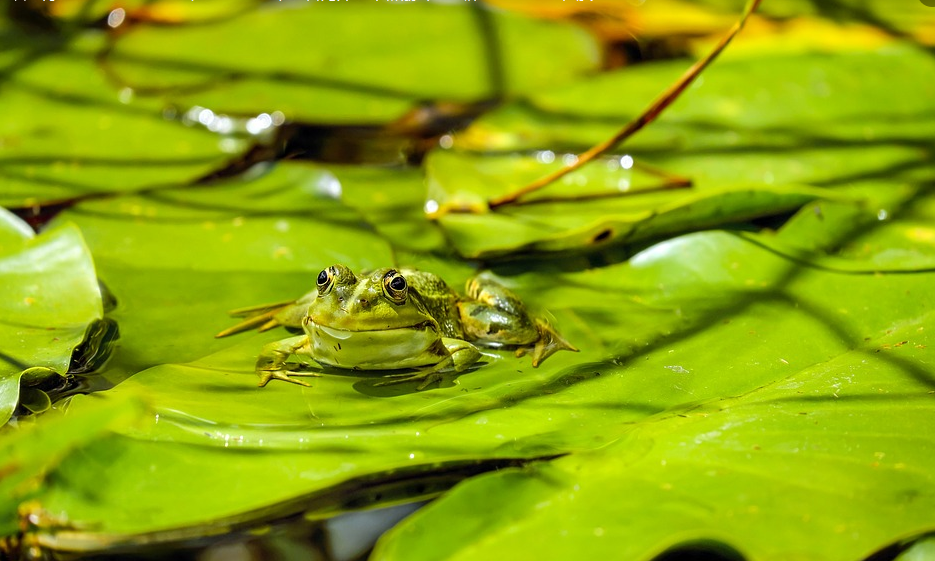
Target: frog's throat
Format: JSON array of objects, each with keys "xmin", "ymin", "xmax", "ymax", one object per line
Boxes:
[{"xmin": 307, "ymin": 319, "xmax": 445, "ymax": 370}]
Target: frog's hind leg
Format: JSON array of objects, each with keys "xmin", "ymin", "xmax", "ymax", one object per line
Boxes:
[
  {"xmin": 459, "ymin": 277, "xmax": 538, "ymax": 346},
  {"xmin": 460, "ymin": 275, "xmax": 577, "ymax": 366},
  {"xmin": 216, "ymin": 292, "xmax": 315, "ymax": 338},
  {"xmin": 256, "ymin": 335, "xmax": 321, "ymax": 387},
  {"xmin": 215, "ymin": 306, "xmax": 286, "ymax": 338}
]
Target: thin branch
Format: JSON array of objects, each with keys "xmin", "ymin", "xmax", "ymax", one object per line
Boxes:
[{"xmin": 488, "ymin": 0, "xmax": 764, "ymax": 209}]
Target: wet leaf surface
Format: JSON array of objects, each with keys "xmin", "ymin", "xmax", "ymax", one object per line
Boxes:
[
  {"xmin": 2, "ymin": 1, "xmax": 935, "ymax": 559},
  {"xmin": 0, "ymin": 211, "xmax": 102, "ymax": 426}
]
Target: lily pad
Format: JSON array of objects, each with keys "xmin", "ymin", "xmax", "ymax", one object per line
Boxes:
[
  {"xmin": 433, "ymin": 42, "xmax": 935, "ymax": 259},
  {"xmin": 370, "ymin": 229, "xmax": 935, "ymax": 560},
  {"xmin": 427, "ymin": 149, "xmax": 832, "ymax": 259},
  {"xmin": 49, "ymin": 163, "xmax": 394, "ymax": 384},
  {"xmin": 0, "ymin": 393, "xmax": 147, "ymax": 538},
  {"xmin": 0, "ymin": 31, "xmax": 236, "ymax": 208},
  {"xmin": 23, "ymin": 206, "xmax": 935, "ymax": 551},
  {"xmin": 0, "ymin": 211, "xmax": 103, "ymax": 426},
  {"xmin": 104, "ymin": 2, "xmax": 599, "ymax": 123}
]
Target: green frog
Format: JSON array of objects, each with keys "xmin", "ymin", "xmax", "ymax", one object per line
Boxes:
[{"xmin": 217, "ymin": 265, "xmax": 577, "ymax": 389}]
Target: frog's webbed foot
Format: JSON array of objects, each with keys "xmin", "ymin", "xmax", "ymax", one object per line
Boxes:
[
  {"xmin": 516, "ymin": 319, "xmax": 579, "ymax": 367},
  {"xmin": 257, "ymin": 368, "xmax": 321, "ymax": 388},
  {"xmin": 255, "ymin": 335, "xmax": 320, "ymax": 387}
]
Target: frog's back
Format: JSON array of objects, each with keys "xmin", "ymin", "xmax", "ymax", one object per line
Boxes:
[{"xmin": 402, "ymin": 269, "xmax": 464, "ymax": 338}]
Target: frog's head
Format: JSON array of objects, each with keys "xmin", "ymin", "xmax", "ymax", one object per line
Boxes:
[{"xmin": 306, "ymin": 264, "xmax": 434, "ymax": 331}]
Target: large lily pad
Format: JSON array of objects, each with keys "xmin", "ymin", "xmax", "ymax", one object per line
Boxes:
[
  {"xmin": 104, "ymin": 2, "xmax": 599, "ymax": 123},
  {"xmin": 0, "ymin": 25, "xmax": 236, "ymax": 209},
  {"xmin": 53, "ymin": 163, "xmax": 395, "ymax": 385},
  {"xmin": 0, "ymin": 211, "xmax": 102, "ymax": 426},
  {"xmin": 0, "ymin": 394, "xmax": 146, "ymax": 538},
  {"xmin": 433, "ymin": 42, "xmax": 935, "ymax": 259},
  {"xmin": 22, "ymin": 176, "xmax": 935, "ymax": 551}
]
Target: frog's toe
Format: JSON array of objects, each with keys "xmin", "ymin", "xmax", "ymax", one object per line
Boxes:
[
  {"xmin": 528, "ymin": 319, "xmax": 578, "ymax": 367},
  {"xmin": 256, "ymin": 369, "xmax": 319, "ymax": 388}
]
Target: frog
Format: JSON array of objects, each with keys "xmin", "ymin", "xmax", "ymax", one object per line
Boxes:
[{"xmin": 216, "ymin": 265, "xmax": 577, "ymax": 389}]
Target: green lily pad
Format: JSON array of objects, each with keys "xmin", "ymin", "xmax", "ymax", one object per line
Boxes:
[
  {"xmin": 371, "ymin": 230, "xmax": 935, "ymax": 560},
  {"xmin": 50, "ymin": 163, "xmax": 395, "ymax": 384},
  {"xmin": 0, "ymin": 211, "xmax": 102, "ymax": 426},
  {"xmin": 0, "ymin": 32, "xmax": 235, "ymax": 208},
  {"xmin": 432, "ymin": 43, "xmax": 935, "ymax": 259},
  {"xmin": 23, "ymin": 207, "xmax": 935, "ymax": 551},
  {"xmin": 427, "ymin": 149, "xmax": 832, "ymax": 259},
  {"xmin": 0, "ymin": 393, "xmax": 146, "ymax": 538},
  {"xmin": 104, "ymin": 2, "xmax": 599, "ymax": 123},
  {"xmin": 48, "ymin": 0, "xmax": 260, "ymax": 24}
]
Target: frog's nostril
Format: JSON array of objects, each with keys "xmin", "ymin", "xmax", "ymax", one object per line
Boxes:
[{"xmin": 359, "ymin": 298, "xmax": 369, "ymax": 308}]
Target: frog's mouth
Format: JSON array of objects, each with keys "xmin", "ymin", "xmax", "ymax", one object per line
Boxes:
[{"xmin": 312, "ymin": 321, "xmax": 435, "ymax": 338}]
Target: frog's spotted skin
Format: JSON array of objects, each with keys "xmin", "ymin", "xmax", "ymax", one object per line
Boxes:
[{"xmin": 219, "ymin": 265, "xmax": 577, "ymax": 389}]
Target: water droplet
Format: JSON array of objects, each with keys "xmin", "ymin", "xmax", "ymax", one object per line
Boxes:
[
  {"xmin": 209, "ymin": 116, "xmax": 233, "ymax": 134},
  {"xmin": 197, "ymin": 108, "xmax": 215, "ymax": 126},
  {"xmin": 877, "ymin": 209, "xmax": 888, "ymax": 221},
  {"xmin": 246, "ymin": 113, "xmax": 273, "ymax": 135},
  {"xmin": 312, "ymin": 171, "xmax": 342, "ymax": 199},
  {"xmin": 218, "ymin": 138, "xmax": 241, "ymax": 153},
  {"xmin": 107, "ymin": 8, "xmax": 125, "ymax": 28},
  {"xmin": 536, "ymin": 150, "xmax": 555, "ymax": 164},
  {"xmin": 118, "ymin": 87, "xmax": 133, "ymax": 104},
  {"xmin": 620, "ymin": 155, "xmax": 634, "ymax": 170},
  {"xmin": 438, "ymin": 134, "xmax": 454, "ymax": 149},
  {"xmin": 424, "ymin": 199, "xmax": 439, "ymax": 215},
  {"xmin": 562, "ymin": 153, "xmax": 578, "ymax": 166}
]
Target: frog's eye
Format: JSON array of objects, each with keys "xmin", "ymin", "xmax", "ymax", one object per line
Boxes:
[
  {"xmin": 317, "ymin": 268, "xmax": 334, "ymax": 295},
  {"xmin": 383, "ymin": 270, "xmax": 408, "ymax": 303}
]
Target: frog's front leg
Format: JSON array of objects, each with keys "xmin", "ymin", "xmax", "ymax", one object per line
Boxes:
[
  {"xmin": 256, "ymin": 335, "xmax": 322, "ymax": 387},
  {"xmin": 375, "ymin": 338, "xmax": 481, "ymax": 390},
  {"xmin": 459, "ymin": 275, "xmax": 577, "ymax": 366}
]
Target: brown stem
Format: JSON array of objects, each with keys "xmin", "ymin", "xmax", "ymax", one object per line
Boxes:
[{"xmin": 488, "ymin": 0, "xmax": 763, "ymax": 209}]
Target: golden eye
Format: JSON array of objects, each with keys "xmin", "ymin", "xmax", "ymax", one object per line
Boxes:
[
  {"xmin": 383, "ymin": 270, "xmax": 408, "ymax": 303},
  {"xmin": 317, "ymin": 267, "xmax": 334, "ymax": 295}
]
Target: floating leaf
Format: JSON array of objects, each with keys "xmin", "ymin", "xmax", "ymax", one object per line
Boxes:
[
  {"xmin": 104, "ymin": 2, "xmax": 599, "ymax": 123},
  {"xmin": 0, "ymin": 394, "xmax": 146, "ymax": 538},
  {"xmin": 427, "ymin": 149, "xmax": 830, "ymax": 259},
  {"xmin": 435, "ymin": 43, "xmax": 935, "ymax": 259},
  {"xmin": 0, "ymin": 31, "xmax": 235, "ymax": 208},
  {"xmin": 372, "ymin": 231, "xmax": 935, "ymax": 561},
  {"xmin": 0, "ymin": 212, "xmax": 102, "ymax": 426}
]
